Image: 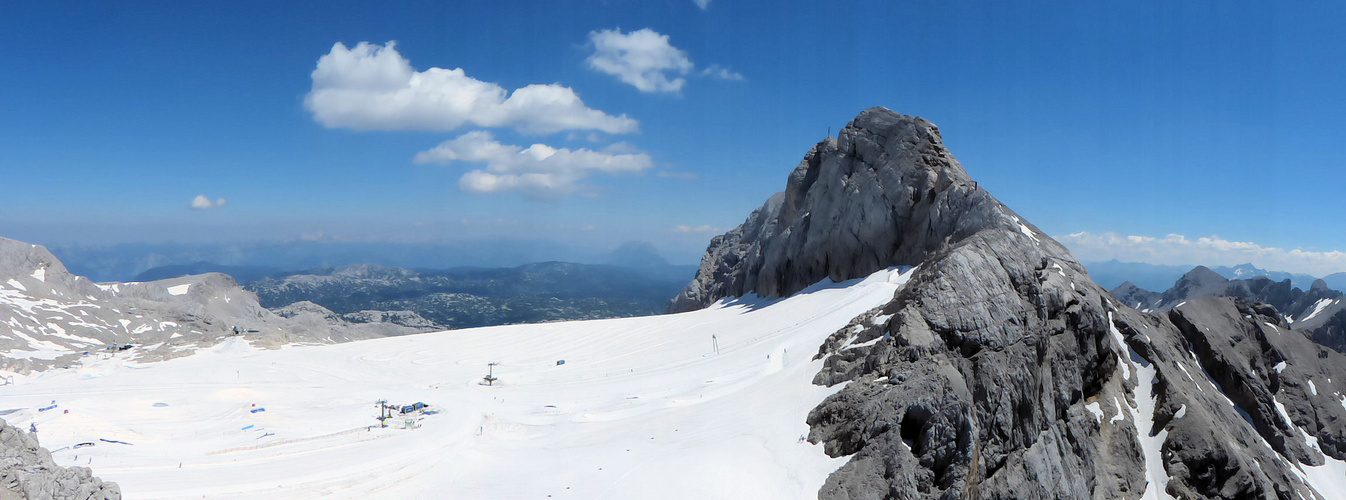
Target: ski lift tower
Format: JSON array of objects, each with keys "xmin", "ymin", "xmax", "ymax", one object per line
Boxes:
[
  {"xmin": 483, "ymin": 362, "xmax": 499, "ymax": 386},
  {"xmin": 375, "ymin": 399, "xmax": 391, "ymax": 428}
]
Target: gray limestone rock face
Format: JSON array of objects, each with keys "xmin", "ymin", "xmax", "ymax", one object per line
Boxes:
[
  {"xmin": 0, "ymin": 419, "xmax": 120, "ymax": 500},
  {"xmin": 1108, "ymin": 297, "xmax": 1346, "ymax": 499},
  {"xmin": 675, "ymin": 107, "xmax": 1346, "ymax": 499}
]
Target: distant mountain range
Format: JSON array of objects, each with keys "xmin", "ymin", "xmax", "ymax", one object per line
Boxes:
[
  {"xmin": 119, "ymin": 248, "xmax": 698, "ymax": 331},
  {"xmin": 47, "ymin": 239, "xmax": 702, "ymax": 283},
  {"xmin": 1109, "ymin": 265, "xmax": 1346, "ymax": 353},
  {"xmin": 1085, "ymin": 259, "xmax": 1326, "ymax": 291},
  {"xmin": 244, "ymin": 262, "xmax": 697, "ymax": 330}
]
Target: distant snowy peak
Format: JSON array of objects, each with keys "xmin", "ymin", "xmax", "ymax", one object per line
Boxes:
[{"xmin": 1212, "ymin": 263, "xmax": 1320, "ymax": 290}]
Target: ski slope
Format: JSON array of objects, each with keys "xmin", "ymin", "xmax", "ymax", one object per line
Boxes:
[{"xmin": 0, "ymin": 267, "xmax": 914, "ymax": 499}]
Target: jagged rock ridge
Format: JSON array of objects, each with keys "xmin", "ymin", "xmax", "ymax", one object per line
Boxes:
[
  {"xmin": 675, "ymin": 107, "xmax": 1346, "ymax": 499},
  {"xmin": 1111, "ymin": 267, "xmax": 1346, "ymax": 355}
]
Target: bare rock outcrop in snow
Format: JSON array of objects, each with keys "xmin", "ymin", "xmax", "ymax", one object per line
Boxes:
[{"xmin": 0, "ymin": 419, "xmax": 120, "ymax": 500}]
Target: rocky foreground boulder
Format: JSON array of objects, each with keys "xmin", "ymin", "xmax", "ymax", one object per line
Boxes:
[
  {"xmin": 0, "ymin": 419, "xmax": 119, "ymax": 499},
  {"xmin": 674, "ymin": 106, "xmax": 1346, "ymax": 498}
]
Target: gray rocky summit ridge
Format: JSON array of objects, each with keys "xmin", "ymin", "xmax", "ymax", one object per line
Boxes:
[
  {"xmin": 673, "ymin": 107, "xmax": 1346, "ymax": 498},
  {"xmin": 671, "ymin": 107, "xmax": 1059, "ymax": 313}
]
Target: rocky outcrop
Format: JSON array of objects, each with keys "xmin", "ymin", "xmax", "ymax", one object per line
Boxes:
[
  {"xmin": 0, "ymin": 419, "xmax": 120, "ymax": 500},
  {"xmin": 1111, "ymin": 281, "xmax": 1162, "ymax": 311},
  {"xmin": 1304, "ymin": 309, "xmax": 1346, "ymax": 354},
  {"xmin": 675, "ymin": 107, "xmax": 1346, "ymax": 499}
]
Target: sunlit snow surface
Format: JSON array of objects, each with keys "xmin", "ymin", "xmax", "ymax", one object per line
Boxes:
[{"xmin": 1, "ymin": 267, "xmax": 914, "ymax": 499}]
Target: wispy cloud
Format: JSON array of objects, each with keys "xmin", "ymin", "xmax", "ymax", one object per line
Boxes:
[
  {"xmin": 190, "ymin": 195, "xmax": 227, "ymax": 210},
  {"xmin": 692, "ymin": 0, "xmax": 711, "ymax": 10},
  {"xmin": 675, "ymin": 224, "xmax": 721, "ymax": 233},
  {"xmin": 700, "ymin": 64, "xmax": 744, "ymax": 81},
  {"xmin": 413, "ymin": 131, "xmax": 654, "ymax": 200},
  {"xmin": 1057, "ymin": 231, "xmax": 1346, "ymax": 277},
  {"xmin": 587, "ymin": 28, "xmax": 744, "ymax": 93},
  {"xmin": 305, "ymin": 41, "xmax": 637, "ymax": 134}
]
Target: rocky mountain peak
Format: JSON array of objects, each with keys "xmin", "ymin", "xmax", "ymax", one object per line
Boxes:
[
  {"xmin": 1311, "ymin": 278, "xmax": 1330, "ymax": 292},
  {"xmin": 1112, "ymin": 280, "xmax": 1143, "ymax": 292},
  {"xmin": 1183, "ymin": 265, "xmax": 1229, "ymax": 285},
  {"xmin": 670, "ymin": 106, "xmax": 1061, "ymax": 312}
]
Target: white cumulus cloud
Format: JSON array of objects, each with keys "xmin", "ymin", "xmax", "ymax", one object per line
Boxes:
[
  {"xmin": 413, "ymin": 131, "xmax": 654, "ymax": 200},
  {"xmin": 586, "ymin": 29, "xmax": 744, "ymax": 93},
  {"xmin": 190, "ymin": 195, "xmax": 227, "ymax": 210},
  {"xmin": 305, "ymin": 41, "xmax": 637, "ymax": 134},
  {"xmin": 587, "ymin": 28, "xmax": 694, "ymax": 94},
  {"xmin": 1056, "ymin": 231, "xmax": 1346, "ymax": 277}
]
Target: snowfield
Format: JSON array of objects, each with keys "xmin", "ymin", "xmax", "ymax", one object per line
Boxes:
[{"xmin": 0, "ymin": 267, "xmax": 914, "ymax": 499}]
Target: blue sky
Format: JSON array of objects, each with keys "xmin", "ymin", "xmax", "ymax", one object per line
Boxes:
[{"xmin": 2, "ymin": 1, "xmax": 1345, "ymax": 273}]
